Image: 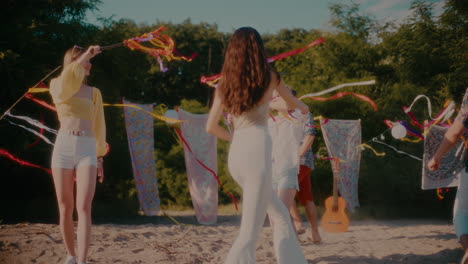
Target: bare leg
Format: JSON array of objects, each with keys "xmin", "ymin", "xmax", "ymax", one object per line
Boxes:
[
  {"xmin": 277, "ymin": 188, "xmax": 298, "ymax": 234},
  {"xmin": 462, "ymin": 234, "xmax": 468, "ymax": 264},
  {"xmin": 460, "ymin": 234, "xmax": 468, "ymax": 264},
  {"xmin": 289, "ymin": 202, "xmax": 305, "ymax": 234},
  {"xmin": 461, "ymin": 235, "xmax": 468, "ymax": 252},
  {"xmin": 75, "ymin": 165, "xmax": 97, "ymax": 263},
  {"xmin": 52, "ymin": 168, "xmax": 76, "ymax": 257},
  {"xmin": 303, "ymin": 200, "xmax": 321, "ymax": 243}
]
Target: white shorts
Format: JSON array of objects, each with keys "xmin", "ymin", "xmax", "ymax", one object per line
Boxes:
[
  {"xmin": 51, "ymin": 131, "xmax": 97, "ymax": 169},
  {"xmin": 272, "ymin": 167, "xmax": 299, "ymax": 190}
]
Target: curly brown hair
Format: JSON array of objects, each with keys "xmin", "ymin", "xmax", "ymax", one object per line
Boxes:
[{"xmin": 218, "ymin": 27, "xmax": 278, "ymax": 115}]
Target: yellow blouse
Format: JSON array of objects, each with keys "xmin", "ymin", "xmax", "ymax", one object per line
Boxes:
[{"xmin": 49, "ymin": 61, "xmax": 107, "ymax": 156}]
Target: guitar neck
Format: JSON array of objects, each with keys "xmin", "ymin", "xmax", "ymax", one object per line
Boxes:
[{"xmin": 332, "ymin": 159, "xmax": 340, "ymax": 205}]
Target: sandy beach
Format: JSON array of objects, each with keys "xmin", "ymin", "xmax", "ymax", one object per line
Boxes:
[{"xmin": 0, "ymin": 211, "xmax": 464, "ymax": 264}]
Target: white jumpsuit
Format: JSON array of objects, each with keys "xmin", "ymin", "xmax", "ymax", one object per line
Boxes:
[{"xmin": 225, "ymin": 101, "xmax": 307, "ymax": 264}]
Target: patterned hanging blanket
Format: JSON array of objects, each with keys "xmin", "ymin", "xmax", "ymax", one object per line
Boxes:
[
  {"xmin": 178, "ymin": 108, "xmax": 218, "ymax": 224},
  {"xmin": 123, "ymin": 99, "xmax": 160, "ymax": 215},
  {"xmin": 321, "ymin": 119, "xmax": 361, "ymax": 211}
]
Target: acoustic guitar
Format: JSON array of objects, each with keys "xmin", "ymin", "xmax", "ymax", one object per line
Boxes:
[{"xmin": 321, "ymin": 159, "xmax": 349, "ymax": 233}]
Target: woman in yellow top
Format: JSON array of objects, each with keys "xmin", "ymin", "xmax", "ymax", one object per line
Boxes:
[{"xmin": 49, "ymin": 45, "xmax": 106, "ymax": 264}]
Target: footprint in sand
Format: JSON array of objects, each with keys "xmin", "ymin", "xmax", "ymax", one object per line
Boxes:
[
  {"xmin": 211, "ymin": 242, "xmax": 222, "ymax": 252},
  {"xmin": 192, "ymin": 242, "xmax": 203, "ymax": 252},
  {"xmin": 163, "ymin": 231, "xmax": 174, "ymax": 236},
  {"xmin": 113, "ymin": 235, "xmax": 130, "ymax": 242},
  {"xmin": 132, "ymin": 248, "xmax": 144, "ymax": 254},
  {"xmin": 206, "ymin": 228, "xmax": 218, "ymax": 235},
  {"xmin": 141, "ymin": 232, "xmax": 156, "ymax": 239}
]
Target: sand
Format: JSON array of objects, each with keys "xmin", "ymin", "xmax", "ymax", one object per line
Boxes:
[{"xmin": 0, "ymin": 213, "xmax": 464, "ymax": 264}]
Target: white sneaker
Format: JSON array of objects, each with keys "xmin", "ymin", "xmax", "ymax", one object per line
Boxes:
[{"xmin": 64, "ymin": 256, "xmax": 76, "ymax": 264}]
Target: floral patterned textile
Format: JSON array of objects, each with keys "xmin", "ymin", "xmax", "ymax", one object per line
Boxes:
[
  {"xmin": 123, "ymin": 99, "xmax": 160, "ymax": 216},
  {"xmin": 321, "ymin": 119, "xmax": 361, "ymax": 211},
  {"xmin": 422, "ymin": 125, "xmax": 462, "ymax": 190},
  {"xmin": 178, "ymin": 108, "xmax": 218, "ymax": 225}
]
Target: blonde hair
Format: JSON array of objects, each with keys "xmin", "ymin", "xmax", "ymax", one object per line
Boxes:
[
  {"xmin": 63, "ymin": 45, "xmax": 85, "ymax": 67},
  {"xmin": 62, "ymin": 45, "xmax": 89, "ymax": 84}
]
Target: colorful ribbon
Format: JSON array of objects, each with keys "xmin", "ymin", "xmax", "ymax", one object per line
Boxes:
[
  {"xmin": 200, "ymin": 37, "xmax": 325, "ymax": 86},
  {"xmin": 27, "ymin": 88, "xmax": 50, "ymax": 93},
  {"xmin": 404, "ymin": 95, "xmax": 435, "ymax": 119},
  {"xmin": 0, "ymin": 149, "xmax": 51, "ymax": 174},
  {"xmin": 403, "ymin": 97, "xmax": 455, "ymax": 130},
  {"xmin": 173, "ymin": 127, "xmax": 238, "ymax": 210},
  {"xmin": 301, "ymin": 91, "xmax": 378, "ymax": 111},
  {"xmin": 104, "ymin": 103, "xmax": 181, "ymax": 124},
  {"xmin": 27, "ymin": 112, "xmax": 45, "ymax": 148},
  {"xmin": 357, "ymin": 143, "xmax": 386, "ymax": 156},
  {"xmin": 299, "ymin": 80, "xmax": 376, "ymax": 99},
  {"xmin": 266, "ymin": 37, "xmax": 324, "ymax": 62},
  {"xmin": 371, "ymin": 138, "xmax": 422, "ymax": 161},
  {"xmin": 5, "ymin": 119, "xmax": 54, "ymax": 145},
  {"xmin": 123, "ymin": 26, "xmax": 197, "ymax": 71},
  {"xmin": 24, "ymin": 94, "xmax": 56, "ymax": 111},
  {"xmin": 6, "ymin": 111, "xmax": 57, "ymax": 134}
]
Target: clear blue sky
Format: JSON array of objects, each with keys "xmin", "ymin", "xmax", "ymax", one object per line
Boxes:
[{"xmin": 86, "ymin": 0, "xmax": 445, "ymax": 34}]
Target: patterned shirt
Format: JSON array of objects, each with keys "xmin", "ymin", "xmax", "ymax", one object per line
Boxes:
[
  {"xmin": 455, "ymin": 88, "xmax": 468, "ymax": 129},
  {"xmin": 300, "ymin": 113, "xmax": 317, "ymax": 169}
]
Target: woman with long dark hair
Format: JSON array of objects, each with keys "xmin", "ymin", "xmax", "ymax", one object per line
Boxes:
[{"xmin": 206, "ymin": 27, "xmax": 308, "ymax": 264}]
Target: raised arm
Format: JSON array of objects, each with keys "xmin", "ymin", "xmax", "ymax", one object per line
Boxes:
[
  {"xmin": 269, "ymin": 89, "xmax": 289, "ymax": 112},
  {"xmin": 206, "ymin": 90, "xmax": 232, "ymax": 141},
  {"xmin": 273, "ymin": 78, "xmax": 309, "ymax": 114},
  {"xmin": 428, "ymin": 118, "xmax": 464, "ymax": 170},
  {"xmin": 49, "ymin": 45, "xmax": 101, "ymax": 103},
  {"xmin": 429, "ymin": 89, "xmax": 468, "ymax": 171}
]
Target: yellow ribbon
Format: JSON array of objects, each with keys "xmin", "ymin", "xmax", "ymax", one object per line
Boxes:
[
  {"xmin": 400, "ymin": 137, "xmax": 423, "ymax": 143},
  {"xmin": 357, "ymin": 143, "xmax": 386, "ymax": 157},
  {"xmin": 27, "ymin": 88, "xmax": 49, "ymax": 93},
  {"xmin": 103, "ymin": 103, "xmax": 181, "ymax": 123}
]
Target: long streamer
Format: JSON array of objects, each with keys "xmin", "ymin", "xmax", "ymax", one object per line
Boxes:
[
  {"xmin": 299, "ymin": 80, "xmax": 376, "ymax": 98},
  {"xmin": 173, "ymin": 127, "xmax": 238, "ymax": 210},
  {"xmin": 301, "ymin": 91, "xmax": 378, "ymax": 111},
  {"xmin": 0, "ymin": 149, "xmax": 52, "ymax": 174},
  {"xmin": 403, "ymin": 98, "xmax": 456, "ymax": 130},
  {"xmin": 104, "ymin": 103, "xmax": 181, "ymax": 124},
  {"xmin": 0, "ymin": 66, "xmax": 61, "ymax": 121},
  {"xmin": 267, "ymin": 37, "xmax": 325, "ymax": 62},
  {"xmin": 5, "ymin": 119, "xmax": 54, "ymax": 145},
  {"xmin": 27, "ymin": 112, "xmax": 45, "ymax": 148},
  {"xmin": 200, "ymin": 37, "xmax": 325, "ymax": 86},
  {"xmin": 371, "ymin": 138, "xmax": 422, "ymax": 161},
  {"xmin": 27, "ymin": 88, "xmax": 50, "ymax": 93},
  {"xmin": 357, "ymin": 143, "xmax": 386, "ymax": 156},
  {"xmin": 6, "ymin": 112, "xmax": 57, "ymax": 134},
  {"xmin": 24, "ymin": 94, "xmax": 56, "ymax": 111},
  {"xmin": 404, "ymin": 95, "xmax": 434, "ymax": 119}
]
